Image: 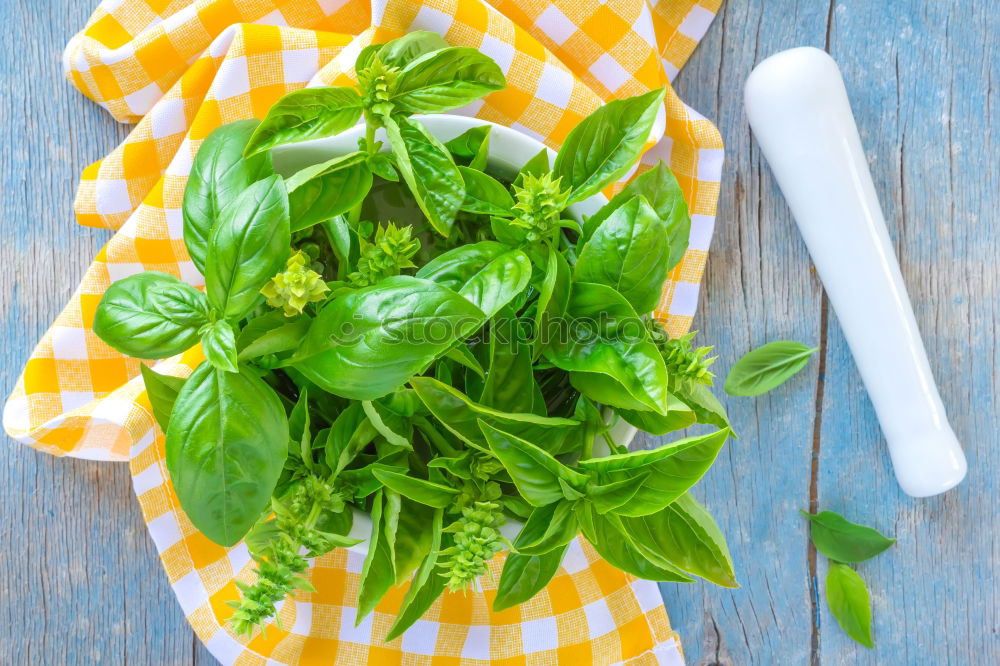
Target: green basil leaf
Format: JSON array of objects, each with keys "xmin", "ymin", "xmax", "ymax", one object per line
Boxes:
[
  {"xmin": 244, "ymin": 87, "xmax": 363, "ymax": 156},
  {"xmin": 293, "ymin": 276, "xmax": 486, "ymax": 400},
  {"xmin": 545, "ymin": 282, "xmax": 671, "ymax": 414},
  {"xmin": 391, "ymin": 498, "xmax": 435, "ymax": 585},
  {"xmin": 371, "ymin": 465, "xmax": 458, "ymax": 508},
  {"xmin": 614, "ymin": 404, "xmax": 696, "ymax": 435},
  {"xmin": 367, "ymin": 152, "xmax": 399, "ymax": 181},
  {"xmin": 514, "ymin": 501, "xmax": 579, "ymax": 556},
  {"xmin": 673, "ymin": 380, "xmax": 731, "ymax": 429},
  {"xmin": 514, "ymin": 148, "xmax": 550, "ymax": 187},
  {"xmin": 458, "ymin": 166, "xmax": 514, "ymax": 216},
  {"xmin": 183, "ymin": 120, "xmax": 273, "ymax": 273},
  {"xmin": 94, "ymin": 272, "xmax": 208, "ymax": 359},
  {"xmin": 376, "ymin": 31, "xmax": 449, "ymax": 69},
  {"xmin": 493, "ymin": 542, "xmax": 567, "ymax": 612},
  {"xmin": 205, "ymin": 175, "xmax": 291, "ymax": 320},
  {"xmin": 802, "ymin": 511, "xmax": 896, "ymax": 563},
  {"xmin": 585, "ymin": 474, "xmax": 649, "ymax": 514},
  {"xmin": 385, "ymin": 507, "xmax": 446, "ymax": 640},
  {"xmin": 724, "ymin": 340, "xmax": 818, "ymax": 396},
  {"xmin": 139, "ymin": 365, "xmax": 185, "ymax": 431},
  {"xmin": 357, "ymin": 490, "xmax": 397, "ymax": 622},
  {"xmin": 355, "ymin": 43, "xmax": 385, "ymax": 73},
  {"xmin": 410, "ymin": 377, "xmax": 579, "ymax": 453},
  {"xmin": 579, "ymin": 429, "xmax": 731, "ymax": 517},
  {"xmin": 326, "ymin": 403, "xmax": 378, "ymax": 476},
  {"xmin": 553, "ymin": 88, "xmax": 665, "ymax": 203},
  {"xmin": 444, "ymin": 343, "xmax": 485, "ymax": 380},
  {"xmin": 457, "ymin": 249, "xmax": 531, "ymax": 318},
  {"xmin": 826, "ymin": 563, "xmax": 874, "ymax": 648},
  {"xmin": 415, "ymin": 240, "xmax": 507, "ymax": 289},
  {"xmin": 285, "ymin": 152, "xmax": 373, "ymax": 230},
  {"xmin": 533, "ymin": 249, "xmax": 571, "ymax": 361},
  {"xmin": 237, "ymin": 316, "xmax": 311, "ymax": 361},
  {"xmin": 574, "ymin": 195, "xmax": 671, "ymax": 314},
  {"xmin": 480, "ymin": 421, "xmax": 588, "ymax": 507},
  {"xmin": 165, "ymin": 362, "xmax": 288, "ymax": 546},
  {"xmin": 200, "ymin": 320, "xmax": 238, "ymax": 373},
  {"xmin": 392, "ymin": 47, "xmax": 505, "ymax": 114},
  {"xmin": 480, "ymin": 311, "xmax": 544, "ymax": 415},
  {"xmin": 582, "ymin": 161, "xmax": 690, "ymax": 271},
  {"xmin": 619, "ymin": 493, "xmax": 737, "ymax": 587},
  {"xmin": 445, "ymin": 125, "xmax": 490, "ymax": 168},
  {"xmin": 578, "ymin": 506, "xmax": 693, "ymax": 582},
  {"xmin": 385, "ymin": 116, "xmax": 465, "ymax": 236}
]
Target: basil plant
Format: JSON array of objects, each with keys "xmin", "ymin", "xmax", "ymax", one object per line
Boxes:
[{"xmin": 93, "ymin": 31, "xmax": 736, "ymax": 639}]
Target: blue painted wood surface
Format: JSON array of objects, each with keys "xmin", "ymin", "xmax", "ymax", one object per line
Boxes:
[{"xmin": 0, "ymin": 1, "xmax": 996, "ymax": 664}]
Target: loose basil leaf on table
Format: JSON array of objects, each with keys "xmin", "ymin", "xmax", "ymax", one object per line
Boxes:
[
  {"xmin": 724, "ymin": 340, "xmax": 818, "ymax": 396},
  {"xmin": 292, "ymin": 276, "xmax": 486, "ymax": 400},
  {"xmin": 285, "ymin": 151, "xmax": 373, "ymax": 230},
  {"xmin": 200, "ymin": 320, "xmax": 238, "ymax": 373},
  {"xmin": 183, "ymin": 119, "xmax": 273, "ymax": 273},
  {"xmin": 801, "ymin": 510, "xmax": 896, "ymax": 563},
  {"xmin": 244, "ymin": 87, "xmax": 363, "ymax": 157},
  {"xmin": 93, "ymin": 272, "xmax": 208, "ymax": 359},
  {"xmin": 826, "ymin": 562, "xmax": 875, "ymax": 648},
  {"xmin": 553, "ymin": 87, "xmax": 665, "ymax": 203},
  {"xmin": 493, "ymin": 542, "xmax": 569, "ymax": 612},
  {"xmin": 165, "ymin": 362, "xmax": 289, "ymax": 546},
  {"xmin": 385, "ymin": 115, "xmax": 465, "ymax": 236},
  {"xmin": 391, "ymin": 47, "xmax": 505, "ymax": 114},
  {"xmin": 205, "ymin": 174, "xmax": 291, "ymax": 321},
  {"xmin": 574, "ymin": 194, "xmax": 672, "ymax": 315},
  {"xmin": 582, "ymin": 160, "xmax": 690, "ymax": 271},
  {"xmin": 139, "ymin": 365, "xmax": 185, "ymax": 431}
]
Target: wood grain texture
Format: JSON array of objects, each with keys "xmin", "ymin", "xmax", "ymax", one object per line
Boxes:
[{"xmin": 0, "ymin": 1, "xmax": 996, "ymax": 665}]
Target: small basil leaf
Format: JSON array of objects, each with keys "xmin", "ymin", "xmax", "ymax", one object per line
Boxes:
[
  {"xmin": 200, "ymin": 320, "xmax": 238, "ymax": 373},
  {"xmin": 513, "ymin": 501, "xmax": 579, "ymax": 556},
  {"xmin": 385, "ymin": 116, "xmax": 465, "ymax": 236},
  {"xmin": 724, "ymin": 340, "xmax": 818, "ymax": 396},
  {"xmin": 293, "ymin": 276, "xmax": 486, "ymax": 400},
  {"xmin": 385, "ymin": 508, "xmax": 447, "ymax": 640},
  {"xmin": 371, "ymin": 466, "xmax": 459, "ymax": 508},
  {"xmin": 673, "ymin": 380, "xmax": 731, "ymax": 429},
  {"xmin": 614, "ymin": 404, "xmax": 696, "ymax": 435},
  {"xmin": 480, "ymin": 311, "xmax": 544, "ymax": 415},
  {"xmin": 458, "ymin": 166, "xmax": 514, "ymax": 216},
  {"xmin": 456, "ymin": 249, "xmax": 531, "ymax": 318},
  {"xmin": 445, "ymin": 125, "xmax": 491, "ymax": 167},
  {"xmin": 376, "ymin": 31, "xmax": 449, "ymax": 69},
  {"xmin": 244, "ymin": 87, "xmax": 363, "ymax": 156},
  {"xmin": 801, "ymin": 511, "xmax": 896, "ymax": 563},
  {"xmin": 514, "ymin": 148, "xmax": 550, "ymax": 187},
  {"xmin": 582, "ymin": 161, "xmax": 690, "ymax": 271},
  {"xmin": 391, "ymin": 498, "xmax": 435, "ymax": 585},
  {"xmin": 165, "ymin": 362, "xmax": 288, "ymax": 546},
  {"xmin": 183, "ymin": 120, "xmax": 273, "ymax": 273},
  {"xmin": 285, "ymin": 152, "xmax": 373, "ymax": 230},
  {"xmin": 392, "ymin": 47, "xmax": 505, "ymax": 114},
  {"xmin": 367, "ymin": 152, "xmax": 399, "ymax": 181},
  {"xmin": 574, "ymin": 195, "xmax": 671, "ymax": 315},
  {"xmin": 553, "ymin": 88, "xmax": 665, "ymax": 203},
  {"xmin": 357, "ymin": 491, "xmax": 396, "ymax": 622},
  {"xmin": 585, "ymin": 474, "xmax": 648, "ymax": 514},
  {"xmin": 578, "ymin": 506, "xmax": 693, "ymax": 582},
  {"xmin": 205, "ymin": 175, "xmax": 290, "ymax": 321},
  {"xmin": 493, "ymin": 542, "xmax": 567, "ymax": 612},
  {"xmin": 139, "ymin": 365, "xmax": 185, "ymax": 431},
  {"xmin": 826, "ymin": 563, "xmax": 875, "ymax": 648},
  {"xmin": 237, "ymin": 316, "xmax": 311, "ymax": 361},
  {"xmin": 361, "ymin": 400, "xmax": 411, "ymax": 449},
  {"xmin": 533, "ymin": 249, "xmax": 571, "ymax": 361},
  {"xmin": 355, "ymin": 42, "xmax": 386, "ymax": 72},
  {"xmin": 444, "ymin": 344, "xmax": 486, "ymax": 380},
  {"xmin": 94, "ymin": 272, "xmax": 208, "ymax": 359}
]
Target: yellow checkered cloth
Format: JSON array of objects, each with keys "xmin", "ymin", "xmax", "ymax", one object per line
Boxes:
[{"xmin": 4, "ymin": 0, "xmax": 724, "ymax": 663}]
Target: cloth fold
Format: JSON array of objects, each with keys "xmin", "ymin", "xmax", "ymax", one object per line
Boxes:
[{"xmin": 4, "ymin": 0, "xmax": 722, "ymax": 663}]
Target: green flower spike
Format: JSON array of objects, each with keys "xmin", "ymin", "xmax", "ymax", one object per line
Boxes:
[
  {"xmin": 348, "ymin": 222, "xmax": 420, "ymax": 287},
  {"xmin": 358, "ymin": 56, "xmax": 400, "ymax": 120},
  {"xmin": 650, "ymin": 326, "xmax": 717, "ymax": 386},
  {"xmin": 261, "ymin": 250, "xmax": 329, "ymax": 316},
  {"xmin": 509, "ymin": 172, "xmax": 572, "ymax": 243},
  {"xmin": 438, "ymin": 500, "xmax": 505, "ymax": 593}
]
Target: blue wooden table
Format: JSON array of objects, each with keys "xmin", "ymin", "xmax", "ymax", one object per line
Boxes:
[{"xmin": 1, "ymin": 1, "xmax": 997, "ymax": 664}]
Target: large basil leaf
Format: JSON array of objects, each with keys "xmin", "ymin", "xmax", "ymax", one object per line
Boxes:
[
  {"xmin": 165, "ymin": 362, "xmax": 288, "ymax": 546},
  {"xmin": 375, "ymin": 31, "xmax": 449, "ymax": 69},
  {"xmin": 357, "ymin": 491, "xmax": 397, "ymax": 622},
  {"xmin": 292, "ymin": 276, "xmax": 486, "ymax": 400},
  {"xmin": 392, "ymin": 47, "xmax": 505, "ymax": 114},
  {"xmin": 205, "ymin": 175, "xmax": 290, "ymax": 320},
  {"xmin": 458, "ymin": 166, "xmax": 513, "ymax": 216},
  {"xmin": 493, "ymin": 542, "xmax": 567, "ymax": 612},
  {"xmin": 619, "ymin": 493, "xmax": 737, "ymax": 587},
  {"xmin": 94, "ymin": 272, "xmax": 208, "ymax": 359},
  {"xmin": 578, "ymin": 429, "xmax": 730, "ymax": 517},
  {"xmin": 415, "ymin": 240, "xmax": 506, "ymax": 288},
  {"xmin": 574, "ymin": 195, "xmax": 670, "ymax": 315},
  {"xmin": 545, "ymin": 282, "xmax": 671, "ymax": 414},
  {"xmin": 409, "ymin": 377, "xmax": 580, "ymax": 453},
  {"xmin": 480, "ymin": 421, "xmax": 588, "ymax": 507},
  {"xmin": 553, "ymin": 88, "xmax": 665, "ymax": 203},
  {"xmin": 183, "ymin": 120, "xmax": 273, "ymax": 273},
  {"xmin": 533, "ymin": 249, "xmax": 571, "ymax": 360},
  {"xmin": 285, "ymin": 152, "xmax": 372, "ymax": 231},
  {"xmin": 385, "ymin": 508, "xmax": 447, "ymax": 640},
  {"xmin": 457, "ymin": 249, "xmax": 531, "ymax": 318},
  {"xmin": 139, "ymin": 365, "xmax": 185, "ymax": 431},
  {"xmin": 578, "ymin": 506, "xmax": 693, "ymax": 582},
  {"xmin": 244, "ymin": 87, "xmax": 363, "ymax": 156},
  {"xmin": 385, "ymin": 116, "xmax": 465, "ymax": 236},
  {"xmin": 582, "ymin": 161, "xmax": 690, "ymax": 271},
  {"xmin": 371, "ymin": 465, "xmax": 458, "ymax": 508}
]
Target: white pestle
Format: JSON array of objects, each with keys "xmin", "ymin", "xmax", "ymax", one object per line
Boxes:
[{"xmin": 743, "ymin": 47, "xmax": 967, "ymax": 498}]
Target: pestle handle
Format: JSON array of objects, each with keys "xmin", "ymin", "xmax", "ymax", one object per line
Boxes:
[{"xmin": 744, "ymin": 47, "xmax": 967, "ymax": 497}]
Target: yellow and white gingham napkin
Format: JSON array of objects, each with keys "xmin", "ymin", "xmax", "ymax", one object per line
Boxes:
[{"xmin": 4, "ymin": 0, "xmax": 723, "ymax": 663}]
